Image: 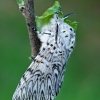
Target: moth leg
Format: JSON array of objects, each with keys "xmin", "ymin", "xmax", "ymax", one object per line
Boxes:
[{"xmin": 29, "ymin": 56, "xmax": 35, "ymax": 61}]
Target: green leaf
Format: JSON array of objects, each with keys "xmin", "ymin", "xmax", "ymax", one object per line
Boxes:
[
  {"xmin": 41, "ymin": 1, "xmax": 62, "ymax": 18},
  {"xmin": 64, "ymin": 19, "xmax": 78, "ymax": 31},
  {"xmin": 36, "ymin": 1, "xmax": 78, "ymax": 31},
  {"xmin": 36, "ymin": 1, "xmax": 62, "ymax": 31},
  {"xmin": 36, "ymin": 15, "xmax": 54, "ymax": 31},
  {"xmin": 17, "ymin": 0, "xmax": 25, "ymax": 7}
]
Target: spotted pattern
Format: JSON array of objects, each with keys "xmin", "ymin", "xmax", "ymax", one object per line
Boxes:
[{"xmin": 12, "ymin": 13, "xmax": 76, "ymax": 100}]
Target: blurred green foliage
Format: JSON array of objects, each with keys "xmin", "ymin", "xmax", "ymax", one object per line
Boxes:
[{"xmin": 0, "ymin": 0, "xmax": 100, "ymax": 100}]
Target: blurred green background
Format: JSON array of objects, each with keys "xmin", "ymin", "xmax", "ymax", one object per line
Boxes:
[{"xmin": 0, "ymin": 0, "xmax": 100, "ymax": 100}]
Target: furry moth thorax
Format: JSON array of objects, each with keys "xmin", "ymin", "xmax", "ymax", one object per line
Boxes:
[{"xmin": 39, "ymin": 13, "xmax": 76, "ymax": 53}]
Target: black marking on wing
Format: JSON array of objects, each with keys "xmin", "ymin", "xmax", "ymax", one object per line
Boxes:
[
  {"xmin": 12, "ymin": 40, "xmax": 67, "ymax": 100},
  {"xmin": 27, "ymin": 68, "xmax": 33, "ymax": 73},
  {"xmin": 43, "ymin": 33, "xmax": 51, "ymax": 35},
  {"xmin": 55, "ymin": 24, "xmax": 58, "ymax": 43}
]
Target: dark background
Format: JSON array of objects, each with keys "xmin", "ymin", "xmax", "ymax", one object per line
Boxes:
[{"xmin": 0, "ymin": 0, "xmax": 100, "ymax": 100}]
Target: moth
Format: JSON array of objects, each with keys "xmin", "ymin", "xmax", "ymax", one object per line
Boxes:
[{"xmin": 12, "ymin": 13, "xmax": 76, "ymax": 100}]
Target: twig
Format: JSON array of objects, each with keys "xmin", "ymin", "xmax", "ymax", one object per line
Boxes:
[{"xmin": 18, "ymin": 0, "xmax": 41, "ymax": 58}]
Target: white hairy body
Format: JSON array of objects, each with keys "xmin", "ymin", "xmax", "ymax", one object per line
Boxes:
[{"xmin": 12, "ymin": 14, "xmax": 76, "ymax": 100}]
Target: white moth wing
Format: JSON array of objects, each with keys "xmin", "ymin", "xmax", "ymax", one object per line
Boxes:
[
  {"xmin": 12, "ymin": 42, "xmax": 67, "ymax": 100},
  {"xmin": 12, "ymin": 13, "xmax": 76, "ymax": 100}
]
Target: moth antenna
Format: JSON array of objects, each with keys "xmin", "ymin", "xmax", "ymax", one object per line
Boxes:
[{"xmin": 63, "ymin": 13, "xmax": 75, "ymax": 19}]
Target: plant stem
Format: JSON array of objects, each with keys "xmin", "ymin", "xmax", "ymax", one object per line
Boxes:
[{"xmin": 18, "ymin": 0, "xmax": 41, "ymax": 58}]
